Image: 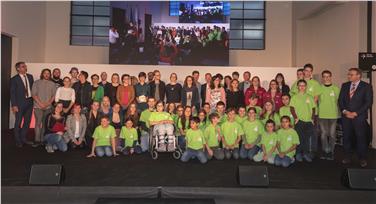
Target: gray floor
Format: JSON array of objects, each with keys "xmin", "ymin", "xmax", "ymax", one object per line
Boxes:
[{"xmin": 2, "ymin": 186, "xmax": 376, "ymax": 204}]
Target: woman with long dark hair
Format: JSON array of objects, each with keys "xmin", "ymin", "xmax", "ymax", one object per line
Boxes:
[
  {"xmin": 206, "ymin": 75, "xmax": 226, "ymax": 112},
  {"xmin": 226, "ymin": 79, "xmax": 244, "ymax": 109},
  {"xmin": 244, "ymin": 76, "xmax": 266, "ymax": 107},
  {"xmin": 275, "ymin": 73, "xmax": 290, "ymax": 95},
  {"xmin": 181, "ymin": 75, "xmax": 200, "ymax": 114},
  {"xmin": 263, "ymin": 79, "xmax": 283, "ymax": 111}
]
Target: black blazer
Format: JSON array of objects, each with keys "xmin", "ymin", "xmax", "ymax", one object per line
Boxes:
[
  {"xmin": 149, "ymin": 80, "xmax": 166, "ymax": 101},
  {"xmin": 338, "ymin": 81, "xmax": 373, "ymax": 119},
  {"xmin": 181, "ymin": 86, "xmax": 200, "ymax": 111},
  {"xmin": 201, "ymin": 83, "xmax": 208, "ymax": 107},
  {"xmin": 10, "ymin": 74, "xmax": 34, "ymax": 107}
]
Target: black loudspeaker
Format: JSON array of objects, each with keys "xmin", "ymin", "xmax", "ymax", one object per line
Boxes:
[
  {"xmin": 238, "ymin": 165, "xmax": 269, "ymax": 187},
  {"xmin": 29, "ymin": 164, "xmax": 63, "ymax": 185},
  {"xmin": 342, "ymin": 168, "xmax": 376, "ymax": 190},
  {"xmin": 358, "ymin": 52, "xmax": 376, "ymax": 71},
  {"xmin": 95, "ymin": 198, "xmax": 215, "ymax": 204}
]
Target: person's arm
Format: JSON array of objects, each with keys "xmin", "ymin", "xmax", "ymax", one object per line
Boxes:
[
  {"xmin": 87, "ymin": 139, "xmax": 97, "ymax": 157},
  {"xmin": 55, "ymin": 87, "xmax": 61, "ymax": 103},
  {"xmin": 32, "ymin": 83, "xmax": 45, "ymax": 109},
  {"xmin": 65, "ymin": 116, "xmax": 75, "ymax": 142},
  {"xmin": 116, "ymin": 86, "xmax": 122, "ymax": 105},
  {"xmin": 79, "ymin": 115, "xmax": 87, "ymax": 143},
  {"xmin": 281, "ymin": 144, "xmax": 297, "ymax": 156},
  {"xmin": 338, "ymin": 83, "xmax": 347, "ymax": 113},
  {"xmin": 221, "ymin": 135, "xmax": 228, "ymax": 148},
  {"xmin": 355, "ymin": 84, "xmax": 373, "ymax": 117},
  {"xmin": 268, "ymin": 144, "xmax": 277, "ymax": 157},
  {"xmin": 205, "ymin": 88, "xmax": 211, "ymax": 103},
  {"xmin": 220, "ymin": 88, "xmax": 226, "ymax": 105},
  {"xmin": 129, "ymin": 86, "xmax": 135, "ymax": 104},
  {"xmin": 111, "ymin": 137, "xmax": 118, "ymax": 156}
]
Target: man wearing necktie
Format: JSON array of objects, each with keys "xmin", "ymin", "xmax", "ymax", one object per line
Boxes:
[
  {"xmin": 338, "ymin": 68, "xmax": 373, "ymax": 167},
  {"xmin": 10, "ymin": 62, "xmax": 35, "ymax": 147}
]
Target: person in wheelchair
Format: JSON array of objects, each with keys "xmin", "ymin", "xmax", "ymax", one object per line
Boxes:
[{"xmin": 149, "ymin": 100, "xmax": 175, "ymax": 151}]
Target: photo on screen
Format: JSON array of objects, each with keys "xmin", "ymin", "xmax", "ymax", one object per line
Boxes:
[{"xmin": 109, "ymin": 1, "xmax": 229, "ymax": 66}]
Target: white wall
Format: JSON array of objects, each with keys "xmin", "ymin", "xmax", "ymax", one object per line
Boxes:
[{"xmin": 2, "ymin": 1, "xmax": 293, "ymax": 67}]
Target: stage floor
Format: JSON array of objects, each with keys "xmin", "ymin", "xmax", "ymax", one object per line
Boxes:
[{"xmin": 2, "ymin": 130, "xmax": 376, "ymax": 189}]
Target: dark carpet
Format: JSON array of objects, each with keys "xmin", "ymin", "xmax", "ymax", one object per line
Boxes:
[{"xmin": 2, "ymin": 130, "xmax": 375, "ymax": 189}]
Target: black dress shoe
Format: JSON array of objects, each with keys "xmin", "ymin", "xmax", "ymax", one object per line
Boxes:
[
  {"xmin": 32, "ymin": 142, "xmax": 42, "ymax": 148},
  {"xmin": 360, "ymin": 160, "xmax": 368, "ymax": 168},
  {"xmin": 16, "ymin": 144, "xmax": 23, "ymax": 148},
  {"xmin": 24, "ymin": 141, "xmax": 34, "ymax": 145},
  {"xmin": 342, "ymin": 158, "xmax": 351, "ymax": 164}
]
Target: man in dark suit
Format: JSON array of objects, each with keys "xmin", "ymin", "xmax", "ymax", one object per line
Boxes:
[
  {"xmin": 10, "ymin": 62, "xmax": 35, "ymax": 147},
  {"xmin": 201, "ymin": 73, "xmax": 212, "ymax": 107},
  {"xmin": 338, "ymin": 68, "xmax": 373, "ymax": 167}
]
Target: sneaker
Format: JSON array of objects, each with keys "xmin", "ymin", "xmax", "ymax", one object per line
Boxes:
[
  {"xmin": 295, "ymin": 153, "xmax": 303, "ymax": 162},
  {"xmin": 303, "ymin": 154, "xmax": 313, "ymax": 162},
  {"xmin": 45, "ymin": 145, "xmax": 54, "ymax": 153},
  {"xmin": 32, "ymin": 142, "xmax": 42, "ymax": 148},
  {"xmin": 326, "ymin": 152, "xmax": 334, "ymax": 161}
]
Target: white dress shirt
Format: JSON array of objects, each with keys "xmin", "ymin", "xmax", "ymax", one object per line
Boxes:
[{"xmin": 109, "ymin": 30, "xmax": 119, "ymax": 44}]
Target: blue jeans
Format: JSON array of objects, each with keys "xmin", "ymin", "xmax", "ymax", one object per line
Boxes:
[
  {"xmin": 275, "ymin": 155, "xmax": 293, "ymax": 167},
  {"xmin": 178, "ymin": 136, "xmax": 186, "ymax": 150},
  {"xmin": 122, "ymin": 145, "xmax": 142, "ymax": 155},
  {"xmin": 140, "ymin": 130, "xmax": 149, "ymax": 152},
  {"xmin": 95, "ymin": 146, "xmax": 113, "ymax": 157},
  {"xmin": 205, "ymin": 147, "xmax": 225, "ymax": 160},
  {"xmin": 181, "ymin": 148, "xmax": 207, "ymax": 164},
  {"xmin": 239, "ymin": 144, "xmax": 260, "ymax": 160},
  {"xmin": 44, "ymin": 133, "xmax": 67, "ymax": 152},
  {"xmin": 224, "ymin": 148, "xmax": 240, "ymax": 159}
]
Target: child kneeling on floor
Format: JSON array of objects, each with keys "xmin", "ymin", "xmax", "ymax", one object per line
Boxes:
[
  {"xmin": 275, "ymin": 116, "xmax": 300, "ymax": 167},
  {"xmin": 120, "ymin": 117, "xmax": 142, "ymax": 155},
  {"xmin": 204, "ymin": 113, "xmax": 225, "ymax": 160},
  {"xmin": 87, "ymin": 115, "xmax": 118, "ymax": 158},
  {"xmin": 221, "ymin": 108, "xmax": 244, "ymax": 159},
  {"xmin": 253, "ymin": 119, "xmax": 278, "ymax": 164},
  {"xmin": 181, "ymin": 117, "xmax": 208, "ymax": 164}
]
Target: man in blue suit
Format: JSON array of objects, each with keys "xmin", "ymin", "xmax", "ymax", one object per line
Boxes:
[
  {"xmin": 10, "ymin": 62, "xmax": 35, "ymax": 147},
  {"xmin": 338, "ymin": 68, "xmax": 373, "ymax": 167}
]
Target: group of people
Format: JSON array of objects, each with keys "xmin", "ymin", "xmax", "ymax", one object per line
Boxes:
[
  {"xmin": 10, "ymin": 62, "xmax": 373, "ymax": 167},
  {"xmin": 179, "ymin": 2, "xmax": 225, "ymax": 23}
]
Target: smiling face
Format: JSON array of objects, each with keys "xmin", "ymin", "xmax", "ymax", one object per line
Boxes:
[
  {"xmin": 42, "ymin": 70, "xmax": 51, "ymax": 80},
  {"xmin": 265, "ymin": 122, "xmax": 275, "ymax": 133},
  {"xmin": 282, "ymin": 95, "xmax": 290, "ymax": 106},
  {"xmin": 63, "ymin": 77, "xmax": 71, "ymax": 87},
  {"xmin": 238, "ymin": 107, "xmax": 246, "ymax": 117},
  {"xmin": 247, "ymin": 109, "xmax": 256, "ymax": 120},
  {"xmin": 281, "ymin": 117, "xmax": 290, "ymax": 129},
  {"xmin": 156, "ymin": 102, "xmax": 164, "ymax": 112},
  {"xmin": 184, "ymin": 107, "xmax": 192, "ymax": 117},
  {"xmin": 92, "ymin": 75, "xmax": 99, "ymax": 85}
]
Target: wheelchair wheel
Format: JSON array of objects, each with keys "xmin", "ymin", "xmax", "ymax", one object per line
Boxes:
[
  {"xmin": 173, "ymin": 150, "xmax": 182, "ymax": 159},
  {"xmin": 152, "ymin": 150, "xmax": 158, "ymax": 160}
]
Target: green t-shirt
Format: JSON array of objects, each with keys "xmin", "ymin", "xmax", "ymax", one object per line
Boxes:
[
  {"xmin": 246, "ymin": 106, "xmax": 262, "ymax": 118},
  {"xmin": 260, "ymin": 132, "xmax": 278, "ymax": 156},
  {"xmin": 221, "ymin": 121, "xmax": 244, "ymax": 147},
  {"xmin": 290, "ymin": 81, "xmax": 298, "ymax": 96},
  {"xmin": 277, "ymin": 128, "xmax": 300, "ymax": 158},
  {"xmin": 242, "ymin": 119, "xmax": 264, "ymax": 145},
  {"xmin": 235, "ymin": 115, "xmax": 247, "ymax": 125},
  {"xmin": 217, "ymin": 113, "xmax": 228, "ymax": 126},
  {"xmin": 290, "ymin": 93, "xmax": 315, "ymax": 122},
  {"xmin": 306, "ymin": 78, "xmax": 323, "ymax": 98},
  {"xmin": 92, "ymin": 125, "xmax": 116, "ymax": 147},
  {"xmin": 140, "ymin": 109, "xmax": 153, "ymax": 128},
  {"xmin": 261, "ymin": 112, "xmax": 281, "ymax": 127},
  {"xmin": 177, "ymin": 117, "xmax": 190, "ymax": 130},
  {"xmin": 186, "ymin": 129, "xmax": 206, "ymax": 150},
  {"xmin": 318, "ymin": 85, "xmax": 340, "ymax": 119},
  {"xmin": 204, "ymin": 124, "xmax": 221, "ymax": 147},
  {"xmin": 199, "ymin": 121, "xmax": 207, "ymax": 131},
  {"xmin": 149, "ymin": 112, "xmax": 173, "ymax": 123},
  {"xmin": 279, "ymin": 106, "xmax": 295, "ymax": 125},
  {"xmin": 119, "ymin": 127, "xmax": 138, "ymax": 147}
]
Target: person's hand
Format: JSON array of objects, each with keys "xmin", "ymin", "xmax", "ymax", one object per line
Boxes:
[
  {"xmin": 295, "ymin": 119, "xmax": 299, "ymax": 125},
  {"xmin": 87, "ymin": 153, "xmax": 96, "ymax": 158},
  {"xmin": 113, "ymin": 152, "xmax": 119, "ymax": 157},
  {"xmin": 77, "ymin": 140, "xmax": 82, "ymax": 145},
  {"xmin": 262, "ymin": 154, "xmax": 268, "ymax": 162},
  {"xmin": 207, "ymin": 148, "xmax": 213, "ymax": 157},
  {"xmin": 130, "ymin": 148, "xmax": 134, "ymax": 154},
  {"xmin": 345, "ymin": 111, "xmax": 355, "ymax": 119},
  {"xmin": 11, "ymin": 106, "xmax": 19, "ymax": 113},
  {"xmin": 57, "ymin": 131, "xmax": 64, "ymax": 135},
  {"xmin": 278, "ymin": 152, "xmax": 285, "ymax": 158}
]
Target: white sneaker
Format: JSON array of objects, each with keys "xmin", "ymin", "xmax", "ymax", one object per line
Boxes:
[{"xmin": 45, "ymin": 145, "xmax": 54, "ymax": 153}]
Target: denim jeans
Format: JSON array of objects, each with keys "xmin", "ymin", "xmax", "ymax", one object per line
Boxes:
[
  {"xmin": 275, "ymin": 155, "xmax": 293, "ymax": 167},
  {"xmin": 205, "ymin": 147, "xmax": 225, "ymax": 160},
  {"xmin": 178, "ymin": 135, "xmax": 186, "ymax": 150},
  {"xmin": 95, "ymin": 146, "xmax": 112, "ymax": 157},
  {"xmin": 122, "ymin": 145, "xmax": 142, "ymax": 155},
  {"xmin": 239, "ymin": 144, "xmax": 260, "ymax": 160},
  {"xmin": 224, "ymin": 148, "xmax": 240, "ymax": 159},
  {"xmin": 318, "ymin": 118, "xmax": 337, "ymax": 154},
  {"xmin": 295, "ymin": 121, "xmax": 315, "ymax": 155},
  {"xmin": 181, "ymin": 148, "xmax": 207, "ymax": 164},
  {"xmin": 44, "ymin": 133, "xmax": 68, "ymax": 152},
  {"xmin": 140, "ymin": 130, "xmax": 149, "ymax": 152}
]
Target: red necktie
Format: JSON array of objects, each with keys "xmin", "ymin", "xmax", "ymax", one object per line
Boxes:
[{"xmin": 349, "ymin": 83, "xmax": 356, "ymax": 99}]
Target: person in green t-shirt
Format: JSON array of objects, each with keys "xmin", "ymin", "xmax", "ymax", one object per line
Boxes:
[
  {"xmin": 180, "ymin": 117, "xmax": 208, "ymax": 164},
  {"xmin": 87, "ymin": 115, "xmax": 118, "ymax": 158},
  {"xmin": 253, "ymin": 119, "xmax": 278, "ymax": 164},
  {"xmin": 318, "ymin": 70, "xmax": 339, "ymax": 160},
  {"xmin": 289, "ymin": 68, "xmax": 304, "ymax": 96},
  {"xmin": 149, "ymin": 101, "xmax": 175, "ymax": 151},
  {"xmin": 120, "ymin": 118, "xmax": 142, "ymax": 155},
  {"xmin": 221, "ymin": 108, "xmax": 244, "ymax": 159},
  {"xmin": 178, "ymin": 106, "xmax": 193, "ymax": 149},
  {"xmin": 204, "ymin": 113, "xmax": 225, "ymax": 160},
  {"xmin": 279, "ymin": 93, "xmax": 298, "ymax": 127},
  {"xmin": 198, "ymin": 110, "xmax": 208, "ymax": 131},
  {"xmin": 260, "ymin": 100, "xmax": 281, "ymax": 128},
  {"xmin": 240, "ymin": 107, "xmax": 264, "ymax": 160},
  {"xmin": 235, "ymin": 106, "xmax": 247, "ymax": 125},
  {"xmin": 246, "ymin": 94, "xmax": 262, "ymax": 118},
  {"xmin": 139, "ymin": 97, "xmax": 156, "ymax": 152},
  {"xmin": 290, "ymin": 79, "xmax": 316, "ymax": 163},
  {"xmin": 174, "ymin": 105, "xmax": 184, "ymax": 136},
  {"xmin": 215, "ymin": 101, "xmax": 227, "ymax": 126},
  {"xmin": 203, "ymin": 103, "xmax": 212, "ymax": 117},
  {"xmin": 275, "ymin": 116, "xmax": 300, "ymax": 167}
]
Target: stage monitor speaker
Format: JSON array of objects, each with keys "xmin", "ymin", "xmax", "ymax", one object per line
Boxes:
[
  {"xmin": 95, "ymin": 198, "xmax": 216, "ymax": 204},
  {"xmin": 358, "ymin": 52, "xmax": 376, "ymax": 71},
  {"xmin": 342, "ymin": 168, "xmax": 376, "ymax": 190},
  {"xmin": 29, "ymin": 164, "xmax": 63, "ymax": 185},
  {"xmin": 238, "ymin": 165, "xmax": 269, "ymax": 187}
]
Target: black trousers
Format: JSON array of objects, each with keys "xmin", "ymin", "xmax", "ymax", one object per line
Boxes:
[{"xmin": 342, "ymin": 117, "xmax": 369, "ymax": 159}]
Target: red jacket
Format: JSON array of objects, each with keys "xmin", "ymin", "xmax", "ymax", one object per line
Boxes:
[
  {"xmin": 244, "ymin": 86, "xmax": 266, "ymax": 107},
  {"xmin": 263, "ymin": 91, "xmax": 282, "ymax": 111}
]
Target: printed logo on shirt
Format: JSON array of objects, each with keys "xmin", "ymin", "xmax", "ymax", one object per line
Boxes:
[
  {"xmin": 254, "ymin": 126, "xmax": 258, "ymax": 132},
  {"xmin": 306, "ymin": 99, "xmax": 310, "ymax": 104},
  {"xmin": 105, "ymin": 135, "xmax": 110, "ymax": 139},
  {"xmin": 287, "ymin": 136, "xmax": 292, "ymax": 141},
  {"xmin": 309, "ymin": 87, "xmax": 313, "ymax": 92},
  {"xmin": 330, "ymin": 91, "xmax": 335, "ymax": 97},
  {"xmin": 269, "ymin": 140, "xmax": 274, "ymax": 145}
]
